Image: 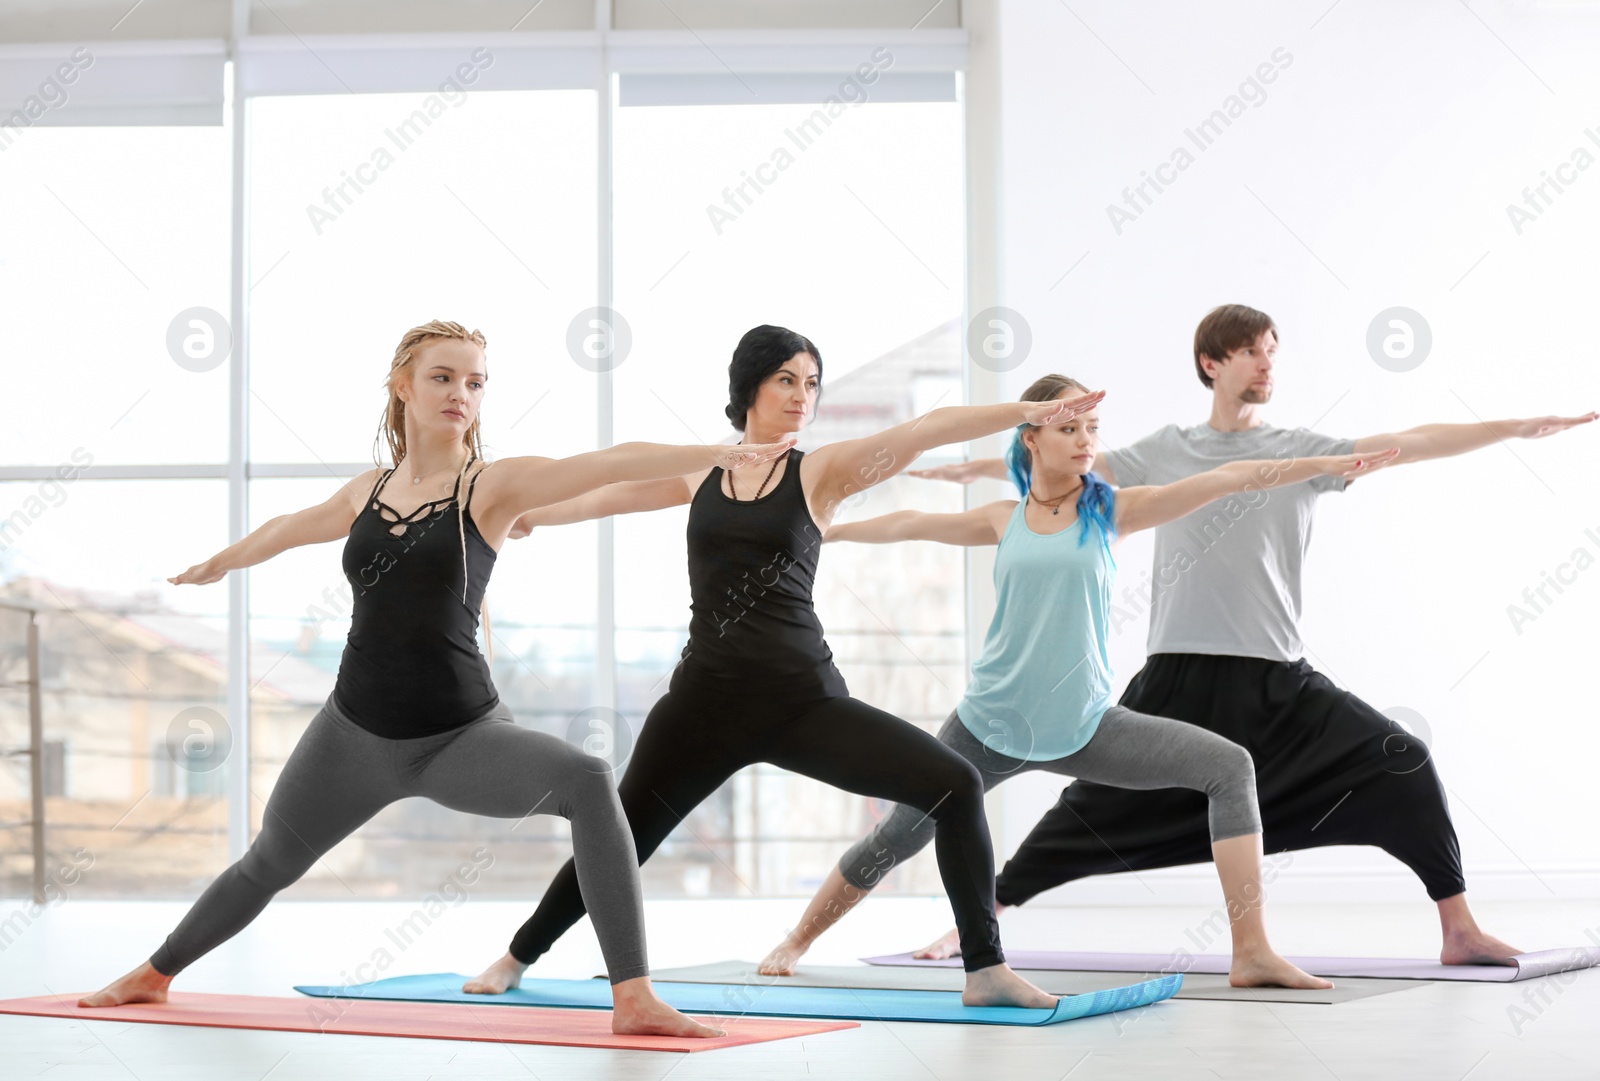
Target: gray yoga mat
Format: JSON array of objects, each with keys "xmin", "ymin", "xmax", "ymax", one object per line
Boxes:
[
  {"xmin": 862, "ymin": 946, "xmax": 1600, "ymax": 983},
  {"xmin": 651, "ymin": 961, "xmax": 1425, "ymax": 1005}
]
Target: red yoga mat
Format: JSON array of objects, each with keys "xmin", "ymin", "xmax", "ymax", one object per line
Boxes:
[{"xmin": 0, "ymin": 991, "xmax": 856, "ymax": 1053}]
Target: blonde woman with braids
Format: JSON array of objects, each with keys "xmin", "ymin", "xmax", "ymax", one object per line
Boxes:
[
  {"xmin": 78, "ymin": 320, "xmax": 792, "ymax": 1039},
  {"xmin": 755, "ymin": 374, "xmax": 1400, "ymax": 989}
]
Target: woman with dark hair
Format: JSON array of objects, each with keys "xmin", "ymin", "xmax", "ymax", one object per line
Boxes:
[
  {"xmin": 77, "ymin": 320, "xmax": 796, "ymax": 1039},
  {"xmin": 465, "ymin": 325, "xmax": 1102, "ymax": 1008},
  {"xmin": 754, "ymin": 374, "xmax": 1399, "ymax": 988}
]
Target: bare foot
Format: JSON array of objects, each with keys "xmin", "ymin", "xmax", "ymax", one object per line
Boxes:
[
  {"xmin": 962, "ymin": 964, "xmax": 1058, "ymax": 1009},
  {"xmin": 78, "ymin": 962, "xmax": 172, "ymax": 1008},
  {"xmin": 611, "ymin": 977, "xmax": 724, "ymax": 1038},
  {"xmin": 912, "ymin": 926, "xmax": 961, "ymax": 961},
  {"xmin": 1441, "ymin": 930, "xmax": 1521, "ymax": 966},
  {"xmin": 1229, "ymin": 950, "xmax": 1334, "ymax": 990},
  {"xmin": 758, "ymin": 937, "xmax": 806, "ymax": 977},
  {"xmin": 462, "ymin": 952, "xmax": 527, "ymax": 994}
]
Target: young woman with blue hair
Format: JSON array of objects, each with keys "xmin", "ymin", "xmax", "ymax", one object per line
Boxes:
[{"xmin": 758, "ymin": 373, "xmax": 1399, "ymax": 989}]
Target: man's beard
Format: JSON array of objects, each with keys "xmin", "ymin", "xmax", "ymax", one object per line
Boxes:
[{"xmin": 1239, "ymin": 386, "xmax": 1273, "ymax": 405}]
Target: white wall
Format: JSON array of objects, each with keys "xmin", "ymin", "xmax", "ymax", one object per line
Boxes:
[{"xmin": 990, "ymin": 0, "xmax": 1600, "ymax": 904}]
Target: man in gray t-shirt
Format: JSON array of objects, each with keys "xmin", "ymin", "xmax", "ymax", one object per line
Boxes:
[
  {"xmin": 1103, "ymin": 422, "xmax": 1353, "ymax": 663},
  {"xmin": 926, "ymin": 304, "xmax": 1593, "ymax": 965}
]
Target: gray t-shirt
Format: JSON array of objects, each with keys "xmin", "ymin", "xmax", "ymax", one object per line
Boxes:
[{"xmin": 1102, "ymin": 422, "xmax": 1356, "ymax": 663}]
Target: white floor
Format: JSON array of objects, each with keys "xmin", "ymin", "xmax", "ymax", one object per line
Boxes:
[{"xmin": 2, "ymin": 895, "xmax": 1598, "ymax": 1080}]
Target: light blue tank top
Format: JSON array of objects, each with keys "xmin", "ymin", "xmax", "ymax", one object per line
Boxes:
[{"xmin": 956, "ymin": 500, "xmax": 1116, "ymax": 762}]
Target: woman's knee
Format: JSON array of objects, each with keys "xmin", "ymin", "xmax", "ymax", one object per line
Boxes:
[
  {"xmin": 565, "ymin": 762, "xmax": 625, "ymax": 819},
  {"xmin": 922, "ymin": 754, "xmax": 985, "ymax": 817},
  {"xmin": 1211, "ymin": 739, "xmax": 1256, "ymax": 792},
  {"xmin": 1203, "ymin": 741, "xmax": 1261, "ymax": 837}
]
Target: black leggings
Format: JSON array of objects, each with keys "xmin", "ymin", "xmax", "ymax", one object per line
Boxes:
[
  {"xmin": 994, "ymin": 653, "xmax": 1467, "ymax": 906},
  {"xmin": 508, "ymin": 681, "xmax": 1004, "ymax": 971}
]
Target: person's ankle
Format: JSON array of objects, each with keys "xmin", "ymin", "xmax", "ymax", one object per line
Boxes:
[{"xmin": 611, "ymin": 976, "xmax": 655, "ymax": 1001}]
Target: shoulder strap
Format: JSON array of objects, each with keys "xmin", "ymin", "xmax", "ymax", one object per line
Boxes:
[
  {"xmin": 693, "ymin": 464, "xmax": 722, "ymax": 502},
  {"xmin": 771, "ymin": 446, "xmax": 801, "ymax": 495},
  {"xmin": 993, "ymin": 498, "xmax": 1032, "ymax": 551},
  {"xmin": 367, "ymin": 466, "xmax": 396, "ymax": 505}
]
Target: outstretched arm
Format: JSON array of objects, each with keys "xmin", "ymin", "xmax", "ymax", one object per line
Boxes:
[
  {"xmin": 807, "ymin": 392, "xmax": 1105, "ymax": 521},
  {"xmin": 826, "ymin": 501, "xmax": 1014, "ymax": 547},
  {"xmin": 905, "ymin": 458, "xmax": 1009, "ymax": 484},
  {"xmin": 169, "ymin": 469, "xmax": 379, "ymax": 585},
  {"xmin": 1352, "ymin": 412, "xmax": 1596, "ymax": 464},
  {"xmin": 1114, "ymin": 448, "xmax": 1400, "ymax": 536},
  {"xmin": 482, "ymin": 438, "xmax": 792, "ymax": 521},
  {"xmin": 907, "ymin": 450, "xmax": 1120, "ymax": 487},
  {"xmin": 507, "ymin": 476, "xmax": 692, "ymax": 538}
]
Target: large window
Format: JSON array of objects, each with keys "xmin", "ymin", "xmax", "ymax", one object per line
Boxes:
[
  {"xmin": 0, "ymin": 121, "xmax": 231, "ymax": 899},
  {"xmin": 1, "ymin": 43, "xmax": 970, "ymax": 902}
]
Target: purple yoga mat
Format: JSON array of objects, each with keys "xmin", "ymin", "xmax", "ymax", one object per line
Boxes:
[{"xmin": 862, "ymin": 946, "xmax": 1600, "ymax": 983}]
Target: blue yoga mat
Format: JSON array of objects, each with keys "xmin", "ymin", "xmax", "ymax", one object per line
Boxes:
[{"xmin": 295, "ymin": 972, "xmax": 1182, "ymax": 1027}]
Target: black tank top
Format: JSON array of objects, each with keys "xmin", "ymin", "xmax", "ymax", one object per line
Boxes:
[
  {"xmin": 331, "ymin": 459, "xmax": 499, "ymax": 738},
  {"xmin": 678, "ymin": 449, "xmax": 848, "ymax": 698}
]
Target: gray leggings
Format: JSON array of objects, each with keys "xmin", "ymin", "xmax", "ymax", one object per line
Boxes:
[
  {"xmin": 149, "ymin": 696, "xmax": 650, "ymax": 983},
  {"xmin": 839, "ymin": 705, "xmax": 1261, "ymax": 892}
]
